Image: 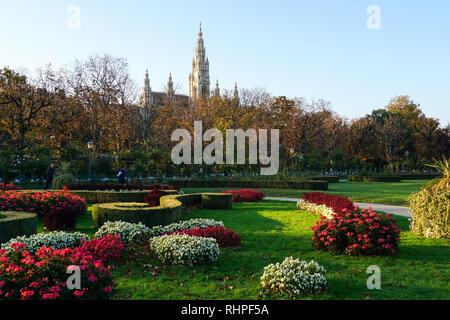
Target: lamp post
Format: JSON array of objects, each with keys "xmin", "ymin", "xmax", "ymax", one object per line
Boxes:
[{"xmin": 87, "ymin": 141, "xmax": 94, "ymax": 182}]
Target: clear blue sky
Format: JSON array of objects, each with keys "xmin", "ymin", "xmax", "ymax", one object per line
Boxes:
[{"xmin": 1, "ymin": 0, "xmax": 449, "ymax": 125}]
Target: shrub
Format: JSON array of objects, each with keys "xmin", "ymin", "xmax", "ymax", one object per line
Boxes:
[
  {"xmin": 0, "ymin": 212, "xmax": 37, "ymax": 244},
  {"xmin": 221, "ymin": 189, "xmax": 265, "ymax": 202},
  {"xmin": 409, "ymin": 189, "xmax": 449, "ymax": 239},
  {"xmin": 149, "ymin": 234, "xmax": 220, "ymax": 265},
  {"xmin": 0, "ymin": 190, "xmax": 87, "ymax": 218},
  {"xmin": 68, "ymin": 190, "xmax": 177, "ymax": 205},
  {"xmin": 145, "ymin": 189, "xmax": 169, "ymax": 207},
  {"xmin": 260, "ymin": 257, "xmax": 327, "ymax": 299},
  {"xmin": 52, "ymin": 174, "xmax": 77, "ymax": 190},
  {"xmin": 151, "ymin": 218, "xmax": 224, "ymax": 237},
  {"xmin": 163, "ymin": 179, "xmax": 328, "ymax": 190},
  {"xmin": 311, "ymin": 208, "xmax": 402, "ymax": 256},
  {"xmin": 296, "ymin": 200, "xmax": 335, "ymax": 219},
  {"xmin": 201, "ymin": 193, "xmax": 233, "ymax": 209},
  {"xmin": 0, "ymin": 237, "xmax": 121, "ymax": 300},
  {"xmin": 302, "ymin": 192, "xmax": 354, "ymax": 215},
  {"xmin": 165, "ymin": 226, "xmax": 241, "ymax": 247},
  {"xmin": 43, "ymin": 206, "xmax": 79, "ymax": 231},
  {"xmin": 0, "ymin": 182, "xmax": 22, "ymax": 191},
  {"xmin": 1, "ymin": 231, "xmax": 90, "ymax": 253},
  {"xmin": 95, "ymin": 221, "xmax": 152, "ymax": 244}
]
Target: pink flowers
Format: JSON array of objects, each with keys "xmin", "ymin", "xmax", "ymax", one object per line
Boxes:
[
  {"xmin": 164, "ymin": 226, "xmax": 241, "ymax": 247},
  {"xmin": 302, "ymin": 192, "xmax": 355, "ymax": 214}
]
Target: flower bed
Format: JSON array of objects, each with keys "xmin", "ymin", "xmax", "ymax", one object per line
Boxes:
[
  {"xmin": 260, "ymin": 257, "xmax": 327, "ymax": 299},
  {"xmin": 164, "ymin": 226, "xmax": 241, "ymax": 247},
  {"xmin": 65, "ymin": 183, "xmax": 180, "ymax": 191},
  {"xmin": 145, "ymin": 189, "xmax": 169, "ymax": 207},
  {"xmin": 95, "ymin": 221, "xmax": 152, "ymax": 245},
  {"xmin": 0, "ymin": 190, "xmax": 87, "ymax": 219},
  {"xmin": 0, "ymin": 235, "xmax": 123, "ymax": 300},
  {"xmin": 150, "ymin": 218, "xmax": 224, "ymax": 237},
  {"xmin": 221, "ymin": 189, "xmax": 265, "ymax": 202},
  {"xmin": 149, "ymin": 234, "xmax": 220, "ymax": 265},
  {"xmin": 302, "ymin": 192, "xmax": 354, "ymax": 214},
  {"xmin": 0, "ymin": 182, "xmax": 22, "ymax": 191},
  {"xmin": 311, "ymin": 207, "xmax": 402, "ymax": 256},
  {"xmin": 296, "ymin": 200, "xmax": 335, "ymax": 219}
]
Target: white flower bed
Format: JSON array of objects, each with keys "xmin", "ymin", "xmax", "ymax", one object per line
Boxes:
[
  {"xmin": 1, "ymin": 231, "xmax": 90, "ymax": 253},
  {"xmin": 150, "ymin": 218, "xmax": 224, "ymax": 237},
  {"xmin": 260, "ymin": 256, "xmax": 327, "ymax": 298},
  {"xmin": 95, "ymin": 221, "xmax": 152, "ymax": 244},
  {"xmin": 296, "ymin": 200, "xmax": 335, "ymax": 219},
  {"xmin": 149, "ymin": 234, "xmax": 220, "ymax": 265}
]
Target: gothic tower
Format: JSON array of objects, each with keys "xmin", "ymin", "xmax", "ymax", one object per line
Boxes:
[
  {"xmin": 189, "ymin": 24, "xmax": 210, "ymax": 101},
  {"xmin": 167, "ymin": 73, "xmax": 175, "ymax": 100},
  {"xmin": 213, "ymin": 80, "xmax": 220, "ymax": 97},
  {"xmin": 140, "ymin": 69, "xmax": 152, "ymax": 110}
]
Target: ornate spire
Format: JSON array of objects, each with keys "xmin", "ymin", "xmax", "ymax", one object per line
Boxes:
[
  {"xmin": 189, "ymin": 23, "xmax": 210, "ymax": 101},
  {"xmin": 214, "ymin": 80, "xmax": 220, "ymax": 97},
  {"xmin": 167, "ymin": 73, "xmax": 174, "ymax": 99},
  {"xmin": 233, "ymin": 82, "xmax": 239, "ymax": 100}
]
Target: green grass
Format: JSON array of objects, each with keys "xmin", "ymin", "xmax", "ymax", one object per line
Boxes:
[
  {"xmin": 183, "ymin": 180, "xmax": 429, "ymax": 206},
  {"xmin": 96, "ymin": 200, "xmax": 448, "ymax": 300}
]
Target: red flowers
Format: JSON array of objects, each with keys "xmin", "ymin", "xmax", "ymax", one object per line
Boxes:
[
  {"xmin": 0, "ymin": 190, "xmax": 87, "ymax": 219},
  {"xmin": 222, "ymin": 189, "xmax": 265, "ymax": 202},
  {"xmin": 0, "ymin": 235, "xmax": 123, "ymax": 300},
  {"xmin": 0, "ymin": 182, "xmax": 22, "ymax": 191},
  {"xmin": 165, "ymin": 226, "xmax": 241, "ymax": 247},
  {"xmin": 311, "ymin": 208, "xmax": 402, "ymax": 256},
  {"xmin": 302, "ymin": 192, "xmax": 355, "ymax": 214},
  {"xmin": 65, "ymin": 183, "xmax": 179, "ymax": 191},
  {"xmin": 144, "ymin": 189, "xmax": 169, "ymax": 207}
]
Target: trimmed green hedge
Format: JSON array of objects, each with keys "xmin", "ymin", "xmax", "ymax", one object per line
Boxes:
[
  {"xmin": 311, "ymin": 176, "xmax": 340, "ymax": 183},
  {"xmin": 347, "ymin": 176, "xmax": 402, "ymax": 182},
  {"xmin": 92, "ymin": 193, "xmax": 233, "ymax": 228},
  {"xmin": 409, "ymin": 189, "xmax": 449, "ymax": 239},
  {"xmin": 68, "ymin": 190, "xmax": 179, "ymax": 204},
  {"xmin": 159, "ymin": 180, "xmax": 328, "ymax": 190},
  {"xmin": 0, "ymin": 212, "xmax": 38, "ymax": 244}
]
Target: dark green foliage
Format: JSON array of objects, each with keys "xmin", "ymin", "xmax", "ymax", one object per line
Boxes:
[{"xmin": 0, "ymin": 212, "xmax": 38, "ymax": 244}]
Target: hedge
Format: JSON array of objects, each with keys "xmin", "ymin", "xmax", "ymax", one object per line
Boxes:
[
  {"xmin": 311, "ymin": 176, "xmax": 340, "ymax": 183},
  {"xmin": 0, "ymin": 212, "xmax": 38, "ymax": 244},
  {"xmin": 409, "ymin": 189, "xmax": 449, "ymax": 239},
  {"xmin": 347, "ymin": 176, "xmax": 402, "ymax": 182},
  {"xmin": 156, "ymin": 180, "xmax": 328, "ymax": 190},
  {"xmin": 68, "ymin": 190, "xmax": 179, "ymax": 204},
  {"xmin": 92, "ymin": 193, "xmax": 233, "ymax": 228}
]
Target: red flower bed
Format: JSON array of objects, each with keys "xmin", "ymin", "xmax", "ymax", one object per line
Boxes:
[
  {"xmin": 311, "ymin": 208, "xmax": 402, "ymax": 256},
  {"xmin": 144, "ymin": 189, "xmax": 169, "ymax": 207},
  {"xmin": 165, "ymin": 226, "xmax": 241, "ymax": 247},
  {"xmin": 0, "ymin": 235, "xmax": 123, "ymax": 300},
  {"xmin": 65, "ymin": 183, "xmax": 180, "ymax": 191},
  {"xmin": 43, "ymin": 207, "xmax": 79, "ymax": 231},
  {"xmin": 222, "ymin": 189, "xmax": 265, "ymax": 202},
  {"xmin": 0, "ymin": 190, "xmax": 87, "ymax": 219},
  {"xmin": 0, "ymin": 182, "xmax": 22, "ymax": 191},
  {"xmin": 303, "ymin": 192, "xmax": 354, "ymax": 214}
]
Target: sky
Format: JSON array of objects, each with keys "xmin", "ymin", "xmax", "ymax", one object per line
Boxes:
[{"xmin": 0, "ymin": 0, "xmax": 449, "ymax": 125}]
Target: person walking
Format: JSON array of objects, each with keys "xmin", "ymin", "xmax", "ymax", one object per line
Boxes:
[
  {"xmin": 117, "ymin": 165, "xmax": 127, "ymax": 184},
  {"xmin": 44, "ymin": 163, "xmax": 56, "ymax": 190}
]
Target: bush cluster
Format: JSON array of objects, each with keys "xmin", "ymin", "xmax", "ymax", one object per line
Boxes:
[
  {"xmin": 149, "ymin": 234, "xmax": 220, "ymax": 265},
  {"xmin": 260, "ymin": 257, "xmax": 327, "ymax": 299},
  {"xmin": 43, "ymin": 207, "xmax": 79, "ymax": 231},
  {"xmin": 221, "ymin": 189, "xmax": 265, "ymax": 202},
  {"xmin": 95, "ymin": 221, "xmax": 153, "ymax": 244},
  {"xmin": 296, "ymin": 200, "xmax": 335, "ymax": 219},
  {"xmin": 65, "ymin": 183, "xmax": 179, "ymax": 191},
  {"xmin": 144, "ymin": 189, "xmax": 169, "ymax": 207},
  {"xmin": 409, "ymin": 188, "xmax": 449, "ymax": 239},
  {"xmin": 164, "ymin": 226, "xmax": 241, "ymax": 247},
  {"xmin": 0, "ymin": 235, "xmax": 123, "ymax": 300},
  {"xmin": 1, "ymin": 231, "xmax": 90, "ymax": 253},
  {"xmin": 311, "ymin": 208, "xmax": 402, "ymax": 256},
  {"xmin": 302, "ymin": 192, "xmax": 354, "ymax": 214}
]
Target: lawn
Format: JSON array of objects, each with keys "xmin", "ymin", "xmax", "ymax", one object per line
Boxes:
[
  {"xmin": 183, "ymin": 180, "xmax": 429, "ymax": 206},
  {"xmin": 37, "ymin": 200, "xmax": 449, "ymax": 300}
]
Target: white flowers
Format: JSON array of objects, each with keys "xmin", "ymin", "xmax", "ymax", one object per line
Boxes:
[
  {"xmin": 260, "ymin": 256, "xmax": 327, "ymax": 298},
  {"xmin": 149, "ymin": 234, "xmax": 220, "ymax": 265},
  {"xmin": 150, "ymin": 218, "xmax": 224, "ymax": 237},
  {"xmin": 296, "ymin": 200, "xmax": 335, "ymax": 220},
  {"xmin": 95, "ymin": 221, "xmax": 152, "ymax": 244},
  {"xmin": 1, "ymin": 231, "xmax": 90, "ymax": 253}
]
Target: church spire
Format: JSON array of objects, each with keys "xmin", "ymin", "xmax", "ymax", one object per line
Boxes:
[
  {"xmin": 167, "ymin": 73, "xmax": 174, "ymax": 100},
  {"xmin": 214, "ymin": 80, "xmax": 220, "ymax": 97},
  {"xmin": 233, "ymin": 82, "xmax": 239, "ymax": 99},
  {"xmin": 189, "ymin": 23, "xmax": 210, "ymax": 101}
]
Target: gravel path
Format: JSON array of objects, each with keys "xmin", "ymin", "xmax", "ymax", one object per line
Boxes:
[{"xmin": 265, "ymin": 197, "xmax": 412, "ymax": 218}]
